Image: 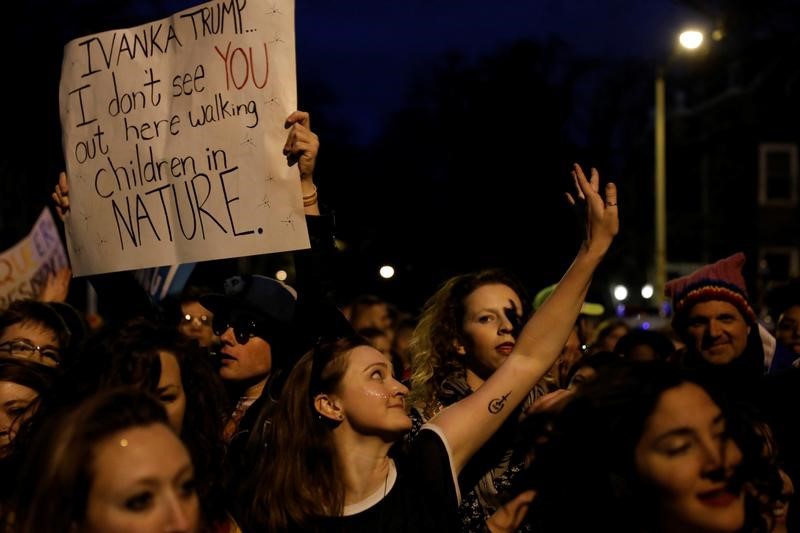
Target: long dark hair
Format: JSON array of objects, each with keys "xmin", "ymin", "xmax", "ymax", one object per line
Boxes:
[
  {"xmin": 11, "ymin": 389, "xmax": 171, "ymax": 533},
  {"xmin": 0, "ymin": 358, "xmax": 59, "ymax": 512},
  {"xmin": 59, "ymin": 318, "xmax": 229, "ymax": 526},
  {"xmin": 0, "ymin": 359, "xmax": 58, "ymax": 454},
  {"xmin": 528, "ymin": 361, "xmax": 782, "ymax": 532},
  {"xmin": 236, "ymin": 335, "xmax": 369, "ymax": 532}
]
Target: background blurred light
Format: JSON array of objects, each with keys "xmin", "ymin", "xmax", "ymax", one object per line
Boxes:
[
  {"xmin": 613, "ymin": 284, "xmax": 629, "ymax": 301},
  {"xmin": 275, "ymin": 270, "xmax": 288, "ymax": 281},
  {"xmin": 379, "ymin": 265, "xmax": 395, "ymax": 279},
  {"xmin": 641, "ymin": 284, "xmax": 654, "ymax": 299}
]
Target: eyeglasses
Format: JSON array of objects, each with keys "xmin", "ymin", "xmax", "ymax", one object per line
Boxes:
[
  {"xmin": 180, "ymin": 313, "xmax": 211, "ymax": 327},
  {"xmin": 0, "ymin": 340, "xmax": 61, "ymax": 365},
  {"xmin": 212, "ymin": 315, "xmax": 262, "ymax": 345}
]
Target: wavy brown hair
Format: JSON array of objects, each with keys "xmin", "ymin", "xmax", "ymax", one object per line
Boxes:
[
  {"xmin": 63, "ymin": 318, "xmax": 229, "ymax": 526},
  {"xmin": 527, "ymin": 361, "xmax": 784, "ymax": 533},
  {"xmin": 408, "ymin": 269, "xmax": 530, "ymax": 416},
  {"xmin": 236, "ymin": 335, "xmax": 369, "ymax": 532}
]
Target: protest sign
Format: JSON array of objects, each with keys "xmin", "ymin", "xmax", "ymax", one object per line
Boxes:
[
  {"xmin": 0, "ymin": 209, "xmax": 69, "ymax": 308},
  {"xmin": 59, "ymin": 0, "xmax": 309, "ymax": 276},
  {"xmin": 133, "ymin": 263, "xmax": 196, "ymax": 302}
]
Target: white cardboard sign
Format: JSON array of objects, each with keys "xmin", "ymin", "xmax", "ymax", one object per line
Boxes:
[{"xmin": 59, "ymin": 0, "xmax": 308, "ymax": 276}]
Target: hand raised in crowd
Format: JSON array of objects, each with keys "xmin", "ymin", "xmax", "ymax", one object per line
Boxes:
[
  {"xmin": 526, "ymin": 388, "xmax": 573, "ymax": 416},
  {"xmin": 284, "ymin": 110, "xmax": 320, "ymax": 214},
  {"xmin": 38, "ymin": 266, "xmax": 72, "ymax": 303},
  {"xmin": 51, "ymin": 171, "xmax": 70, "ymax": 222},
  {"xmin": 486, "ymin": 490, "xmax": 536, "ymax": 533},
  {"xmin": 284, "ymin": 111, "xmax": 319, "ymax": 183},
  {"xmin": 566, "ymin": 163, "xmax": 619, "ymax": 255}
]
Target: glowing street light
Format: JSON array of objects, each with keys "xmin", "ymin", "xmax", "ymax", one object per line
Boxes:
[
  {"xmin": 678, "ymin": 30, "xmax": 704, "ymax": 50},
  {"xmin": 379, "ymin": 265, "xmax": 395, "ymax": 279},
  {"xmin": 275, "ymin": 269, "xmax": 288, "ymax": 281}
]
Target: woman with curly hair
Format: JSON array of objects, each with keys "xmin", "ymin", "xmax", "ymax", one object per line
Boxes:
[
  {"xmin": 407, "ymin": 269, "xmax": 551, "ymax": 531},
  {"xmin": 408, "ymin": 269, "xmax": 534, "ymax": 416}
]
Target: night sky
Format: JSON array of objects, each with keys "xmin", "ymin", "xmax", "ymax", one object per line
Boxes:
[
  {"xmin": 172, "ymin": 0, "xmax": 709, "ymax": 144},
  {"xmin": 292, "ymin": 0, "xmax": 705, "ymax": 144}
]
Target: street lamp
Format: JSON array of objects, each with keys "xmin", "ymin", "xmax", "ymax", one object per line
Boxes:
[
  {"xmin": 679, "ymin": 30, "xmax": 704, "ymax": 50},
  {"xmin": 654, "ymin": 29, "xmax": 707, "ymax": 312}
]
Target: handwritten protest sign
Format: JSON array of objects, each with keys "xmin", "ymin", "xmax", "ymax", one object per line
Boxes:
[
  {"xmin": 0, "ymin": 209, "xmax": 69, "ymax": 308},
  {"xmin": 59, "ymin": 0, "xmax": 309, "ymax": 277}
]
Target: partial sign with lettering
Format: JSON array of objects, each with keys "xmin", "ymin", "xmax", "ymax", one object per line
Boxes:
[
  {"xmin": 0, "ymin": 209, "xmax": 69, "ymax": 308},
  {"xmin": 133, "ymin": 263, "xmax": 196, "ymax": 302},
  {"xmin": 59, "ymin": 0, "xmax": 309, "ymax": 277}
]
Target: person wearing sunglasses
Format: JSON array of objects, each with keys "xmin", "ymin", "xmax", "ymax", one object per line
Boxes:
[{"xmin": 201, "ymin": 274, "xmax": 298, "ymax": 442}]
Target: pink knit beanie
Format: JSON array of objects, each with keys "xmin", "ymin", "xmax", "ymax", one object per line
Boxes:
[{"xmin": 665, "ymin": 252, "xmax": 756, "ymax": 326}]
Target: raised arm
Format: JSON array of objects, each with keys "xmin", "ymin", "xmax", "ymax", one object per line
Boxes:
[
  {"xmin": 431, "ymin": 164, "xmax": 618, "ymax": 473},
  {"xmin": 51, "ymin": 171, "xmax": 70, "ymax": 221},
  {"xmin": 37, "ymin": 267, "xmax": 72, "ymax": 303},
  {"xmin": 284, "ymin": 110, "xmax": 320, "ymax": 216}
]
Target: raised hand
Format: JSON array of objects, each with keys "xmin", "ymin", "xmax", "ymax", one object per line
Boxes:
[
  {"xmin": 38, "ymin": 266, "xmax": 72, "ymax": 303},
  {"xmin": 51, "ymin": 171, "xmax": 70, "ymax": 222},
  {"xmin": 283, "ymin": 111, "xmax": 319, "ymax": 185},
  {"xmin": 526, "ymin": 388, "xmax": 573, "ymax": 415},
  {"xmin": 486, "ymin": 490, "xmax": 536, "ymax": 533},
  {"xmin": 566, "ymin": 163, "xmax": 618, "ymax": 255}
]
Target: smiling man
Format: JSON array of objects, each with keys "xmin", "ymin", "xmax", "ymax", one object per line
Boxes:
[{"xmin": 665, "ymin": 253, "xmax": 767, "ymax": 399}]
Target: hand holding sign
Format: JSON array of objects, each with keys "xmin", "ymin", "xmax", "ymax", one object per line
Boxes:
[
  {"xmin": 283, "ymin": 111, "xmax": 318, "ymax": 181},
  {"xmin": 51, "ymin": 172, "xmax": 70, "ymax": 222},
  {"xmin": 283, "ymin": 110, "xmax": 320, "ymax": 215}
]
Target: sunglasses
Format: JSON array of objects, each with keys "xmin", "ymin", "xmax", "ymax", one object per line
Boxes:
[{"xmin": 212, "ymin": 314, "xmax": 264, "ymax": 344}]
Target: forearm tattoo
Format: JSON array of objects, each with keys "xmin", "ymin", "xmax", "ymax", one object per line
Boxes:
[{"xmin": 488, "ymin": 391, "xmax": 511, "ymax": 414}]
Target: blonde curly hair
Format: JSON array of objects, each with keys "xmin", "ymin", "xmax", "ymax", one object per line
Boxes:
[{"xmin": 408, "ymin": 269, "xmax": 530, "ymax": 417}]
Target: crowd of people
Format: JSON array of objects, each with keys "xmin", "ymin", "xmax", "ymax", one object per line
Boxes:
[{"xmin": 0, "ymin": 109, "xmax": 797, "ymax": 533}]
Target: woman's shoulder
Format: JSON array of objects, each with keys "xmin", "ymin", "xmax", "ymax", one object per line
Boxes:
[{"xmin": 405, "ymin": 403, "xmax": 444, "ymax": 442}]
